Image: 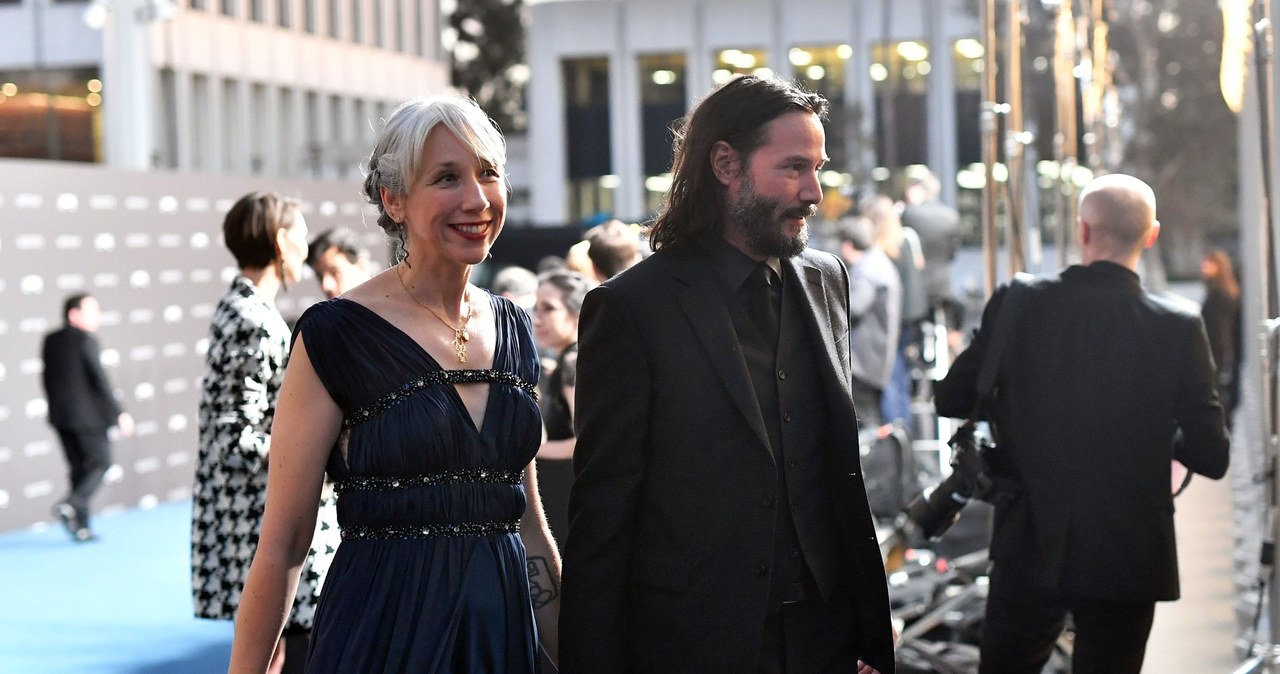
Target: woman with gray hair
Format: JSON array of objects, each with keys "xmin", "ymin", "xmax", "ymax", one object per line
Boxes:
[{"xmin": 230, "ymin": 94, "xmax": 560, "ymax": 672}]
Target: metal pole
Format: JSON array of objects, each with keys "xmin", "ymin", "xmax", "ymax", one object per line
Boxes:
[
  {"xmin": 1005, "ymin": 0, "xmax": 1027, "ymax": 276},
  {"xmin": 1054, "ymin": 0, "xmax": 1079, "ymax": 267},
  {"xmin": 980, "ymin": 0, "xmax": 999, "ymax": 296},
  {"xmin": 1088, "ymin": 0, "xmax": 1108, "ymax": 169}
]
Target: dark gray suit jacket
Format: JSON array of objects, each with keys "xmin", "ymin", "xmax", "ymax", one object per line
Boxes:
[
  {"xmin": 935, "ymin": 262, "xmax": 1230, "ymax": 602},
  {"xmin": 560, "ymin": 245, "xmax": 895, "ymax": 674}
]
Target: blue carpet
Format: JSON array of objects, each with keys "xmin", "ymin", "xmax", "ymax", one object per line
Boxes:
[{"xmin": 0, "ymin": 501, "xmax": 233, "ymax": 673}]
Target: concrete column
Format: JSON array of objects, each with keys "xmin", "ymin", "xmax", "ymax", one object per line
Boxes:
[
  {"xmin": 101, "ymin": 0, "xmax": 158, "ymax": 169},
  {"xmin": 610, "ymin": 1, "xmax": 643, "ymax": 222},
  {"xmin": 528, "ymin": 8, "xmax": 568, "ymax": 225},
  {"xmin": 687, "ymin": 0, "xmax": 710, "ymax": 105},
  {"xmin": 926, "ymin": 0, "xmax": 958, "ymax": 205},
  {"xmin": 850, "ymin": 1, "xmax": 877, "ymax": 175}
]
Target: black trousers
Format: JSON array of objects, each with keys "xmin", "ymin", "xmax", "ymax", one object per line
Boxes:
[
  {"xmin": 54, "ymin": 426, "xmax": 112, "ymax": 528},
  {"xmin": 980, "ymin": 563, "xmax": 1156, "ymax": 674},
  {"xmin": 758, "ymin": 583, "xmax": 858, "ymax": 674}
]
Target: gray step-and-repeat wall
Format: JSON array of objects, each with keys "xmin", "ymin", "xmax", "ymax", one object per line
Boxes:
[{"xmin": 0, "ymin": 158, "xmax": 390, "ymax": 533}]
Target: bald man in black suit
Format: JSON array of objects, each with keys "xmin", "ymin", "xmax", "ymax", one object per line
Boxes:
[{"xmin": 936, "ymin": 174, "xmax": 1230, "ymax": 673}]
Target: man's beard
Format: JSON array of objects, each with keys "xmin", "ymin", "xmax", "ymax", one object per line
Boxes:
[{"xmin": 727, "ymin": 174, "xmax": 814, "ymax": 259}]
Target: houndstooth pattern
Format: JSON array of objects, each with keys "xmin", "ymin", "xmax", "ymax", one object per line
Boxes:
[{"xmin": 190, "ymin": 276, "xmax": 340, "ymax": 629}]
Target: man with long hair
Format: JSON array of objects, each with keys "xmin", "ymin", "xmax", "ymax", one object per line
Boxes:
[{"xmin": 560, "ymin": 75, "xmax": 894, "ymax": 674}]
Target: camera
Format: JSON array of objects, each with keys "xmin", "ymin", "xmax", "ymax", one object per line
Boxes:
[{"xmin": 901, "ymin": 420, "xmax": 1001, "ymax": 541}]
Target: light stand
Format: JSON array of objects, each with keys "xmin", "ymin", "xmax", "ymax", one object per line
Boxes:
[{"xmin": 1231, "ymin": 0, "xmax": 1280, "ymax": 670}]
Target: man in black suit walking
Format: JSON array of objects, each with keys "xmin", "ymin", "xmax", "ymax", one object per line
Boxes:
[
  {"xmin": 935, "ymin": 174, "xmax": 1230, "ymax": 673},
  {"xmin": 41, "ymin": 293, "xmax": 133, "ymax": 541},
  {"xmin": 559, "ymin": 76, "xmax": 894, "ymax": 674}
]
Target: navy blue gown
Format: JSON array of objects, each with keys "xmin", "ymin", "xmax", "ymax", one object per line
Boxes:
[{"xmin": 293, "ymin": 294, "xmax": 543, "ymax": 673}]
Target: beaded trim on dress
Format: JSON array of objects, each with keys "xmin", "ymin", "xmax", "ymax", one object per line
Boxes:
[
  {"xmin": 343, "ymin": 369, "xmax": 538, "ymax": 429},
  {"xmin": 335, "ymin": 468, "xmax": 525, "ymax": 494}
]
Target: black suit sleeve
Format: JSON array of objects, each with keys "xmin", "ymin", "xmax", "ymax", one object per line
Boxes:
[
  {"xmin": 1173, "ymin": 317, "xmax": 1230, "ymax": 479},
  {"xmin": 81, "ymin": 334, "xmax": 124, "ymax": 420},
  {"xmin": 935, "ymin": 285, "xmax": 1008, "ymax": 419},
  {"xmin": 560, "ymin": 284, "xmax": 651, "ymax": 673}
]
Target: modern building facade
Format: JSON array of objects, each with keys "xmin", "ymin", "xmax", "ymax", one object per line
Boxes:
[
  {"xmin": 0, "ymin": 0, "xmax": 449, "ymax": 178},
  {"xmin": 527, "ymin": 0, "xmax": 981, "ymax": 228}
]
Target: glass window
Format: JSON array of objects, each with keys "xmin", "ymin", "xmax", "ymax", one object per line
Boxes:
[
  {"xmin": 278, "ymin": 0, "xmax": 291, "ymax": 28},
  {"xmin": 251, "ymin": 0, "xmax": 265, "ymax": 22},
  {"xmin": 393, "ymin": 0, "xmax": 404, "ymax": 51},
  {"xmin": 221, "ymin": 0, "xmax": 235, "ymax": 17},
  {"xmin": 414, "ymin": 0, "xmax": 425, "ymax": 56},
  {"xmin": 278, "ymin": 87, "xmax": 296, "ymax": 174},
  {"xmin": 637, "ymin": 53, "xmax": 686, "ymax": 217},
  {"xmin": 952, "ymin": 38, "xmax": 985, "ymax": 244},
  {"xmin": 372, "ymin": 0, "xmax": 384, "ymax": 48},
  {"xmin": 712, "ymin": 48, "xmax": 769, "ymax": 86},
  {"xmin": 250, "ymin": 83, "xmax": 267, "ymax": 173},
  {"xmin": 563, "ymin": 57, "xmax": 614, "ymax": 226},
  {"xmin": 222, "ymin": 78, "xmax": 239, "ymax": 173},
  {"xmin": 350, "ymin": 0, "xmax": 362, "ymax": 43},
  {"xmin": 305, "ymin": 0, "xmax": 317, "ymax": 33},
  {"xmin": 192, "ymin": 74, "xmax": 210, "ymax": 170},
  {"xmin": 305, "ymin": 90, "xmax": 321, "ymax": 176},
  {"xmin": 871, "ymin": 40, "xmax": 930, "ymax": 173},
  {"xmin": 790, "ymin": 44, "xmax": 860, "ymax": 222},
  {"xmin": 0, "ymin": 67, "xmax": 103, "ymax": 162}
]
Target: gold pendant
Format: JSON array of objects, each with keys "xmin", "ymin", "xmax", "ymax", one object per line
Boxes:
[{"xmin": 453, "ymin": 328, "xmax": 470, "ymax": 363}]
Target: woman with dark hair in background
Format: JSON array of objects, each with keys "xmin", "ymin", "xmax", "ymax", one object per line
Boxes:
[
  {"xmin": 1201, "ymin": 248, "xmax": 1242, "ymax": 416},
  {"xmin": 531, "ymin": 269, "xmax": 591, "ymax": 549},
  {"xmin": 229, "ymin": 94, "xmax": 560, "ymax": 672},
  {"xmin": 191, "ymin": 192, "xmax": 339, "ymax": 673}
]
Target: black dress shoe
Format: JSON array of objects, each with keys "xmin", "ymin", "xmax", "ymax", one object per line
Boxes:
[
  {"xmin": 52, "ymin": 503, "xmax": 76, "ymax": 536},
  {"xmin": 73, "ymin": 527, "xmax": 98, "ymax": 542}
]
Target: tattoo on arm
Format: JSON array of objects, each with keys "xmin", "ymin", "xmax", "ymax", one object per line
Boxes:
[{"xmin": 526, "ymin": 556, "xmax": 560, "ymax": 609}]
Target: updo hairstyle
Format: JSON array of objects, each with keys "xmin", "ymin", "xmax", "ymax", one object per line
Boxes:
[{"xmin": 361, "ymin": 94, "xmax": 507, "ymax": 261}]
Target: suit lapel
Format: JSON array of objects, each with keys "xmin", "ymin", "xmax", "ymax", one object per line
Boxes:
[
  {"xmin": 672, "ymin": 252, "xmax": 774, "ymax": 455},
  {"xmin": 785, "ymin": 255, "xmax": 854, "ymax": 403}
]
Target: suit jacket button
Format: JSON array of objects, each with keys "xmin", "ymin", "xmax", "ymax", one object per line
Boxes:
[
  {"xmin": 761, "ymin": 495, "xmax": 775, "ymax": 507},
  {"xmin": 777, "ymin": 369, "xmax": 786, "ymax": 380}
]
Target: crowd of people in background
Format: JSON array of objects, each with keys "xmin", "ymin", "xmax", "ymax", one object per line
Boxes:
[{"xmin": 34, "ymin": 73, "xmax": 1246, "ymax": 674}]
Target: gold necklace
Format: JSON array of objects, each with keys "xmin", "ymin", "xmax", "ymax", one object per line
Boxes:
[{"xmin": 395, "ymin": 265, "xmax": 472, "ymax": 363}]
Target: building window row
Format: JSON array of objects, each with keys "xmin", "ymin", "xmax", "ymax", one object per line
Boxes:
[
  {"xmin": 154, "ymin": 71, "xmax": 391, "ymax": 179},
  {"xmin": 560, "ymin": 39, "xmax": 1035, "ymax": 233},
  {"xmin": 181, "ymin": 0, "xmax": 432, "ymax": 56}
]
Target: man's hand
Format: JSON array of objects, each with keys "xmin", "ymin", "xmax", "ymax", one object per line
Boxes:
[
  {"xmin": 857, "ymin": 660, "xmax": 881, "ymax": 674},
  {"xmin": 116, "ymin": 412, "xmax": 135, "ymax": 438}
]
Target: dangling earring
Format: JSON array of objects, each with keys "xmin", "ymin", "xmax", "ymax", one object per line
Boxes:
[{"xmin": 397, "ymin": 226, "xmax": 410, "ymax": 268}]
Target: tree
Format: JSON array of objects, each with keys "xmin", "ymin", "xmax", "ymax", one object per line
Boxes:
[{"xmin": 447, "ymin": 0, "xmax": 530, "ymax": 134}]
